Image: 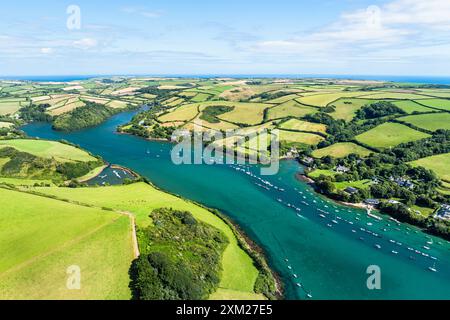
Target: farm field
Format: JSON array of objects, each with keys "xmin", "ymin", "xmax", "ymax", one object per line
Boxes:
[
  {"xmin": 398, "ymin": 113, "xmax": 450, "ymax": 131},
  {"xmin": 215, "ymin": 102, "xmax": 270, "ymax": 125},
  {"xmin": 410, "ymin": 153, "xmax": 450, "ymax": 182},
  {"xmin": 267, "ymin": 100, "xmax": 317, "ymax": 120},
  {"xmin": 392, "ymin": 100, "xmax": 435, "ymax": 114},
  {"xmin": 0, "ymin": 188, "xmax": 133, "ymax": 300},
  {"xmin": 278, "ymin": 130, "xmax": 324, "ymax": 145},
  {"xmin": 296, "ymin": 92, "xmax": 367, "ymax": 107},
  {"xmin": 0, "ymin": 100, "xmax": 25, "ymax": 115},
  {"xmin": 31, "ymin": 183, "xmax": 262, "ymax": 300},
  {"xmin": 328, "ymin": 98, "xmax": 373, "ymax": 121},
  {"xmin": 312, "ymin": 142, "xmax": 373, "ymax": 158},
  {"xmin": 158, "ymin": 103, "xmax": 200, "ymax": 122},
  {"xmin": 359, "ymin": 92, "xmax": 431, "ymax": 100},
  {"xmin": 355, "ymin": 122, "xmax": 430, "ymax": 149},
  {"xmin": 279, "ymin": 119, "xmax": 327, "ymax": 134},
  {"xmin": 413, "ymin": 99, "xmax": 450, "ymax": 112},
  {"xmin": 0, "ymin": 139, "xmax": 97, "ymax": 162}
]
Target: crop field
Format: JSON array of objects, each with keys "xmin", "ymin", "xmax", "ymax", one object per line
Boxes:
[
  {"xmin": 191, "ymin": 93, "xmax": 212, "ymax": 102},
  {"xmin": 214, "ymin": 102, "xmax": 270, "ymax": 125},
  {"xmin": 278, "ymin": 130, "xmax": 324, "ymax": 145},
  {"xmin": 410, "ymin": 153, "xmax": 450, "ymax": 182},
  {"xmin": 0, "ymin": 188, "xmax": 133, "ymax": 300},
  {"xmin": 279, "ymin": 119, "xmax": 327, "ymax": 134},
  {"xmin": 31, "ymin": 183, "xmax": 262, "ymax": 300},
  {"xmin": 392, "ymin": 100, "xmax": 435, "ymax": 114},
  {"xmin": 266, "ymin": 94, "xmax": 302, "ymax": 104},
  {"xmin": 359, "ymin": 92, "xmax": 431, "ymax": 100},
  {"xmin": 398, "ymin": 113, "xmax": 450, "ymax": 131},
  {"xmin": 267, "ymin": 100, "xmax": 317, "ymax": 120},
  {"xmin": 0, "ymin": 139, "xmax": 96, "ymax": 162},
  {"xmin": 296, "ymin": 92, "xmax": 367, "ymax": 107},
  {"xmin": 0, "ymin": 99, "xmax": 26, "ymax": 115},
  {"xmin": 355, "ymin": 122, "xmax": 430, "ymax": 149},
  {"xmin": 158, "ymin": 103, "xmax": 200, "ymax": 122},
  {"xmin": 50, "ymin": 100, "xmax": 86, "ymax": 116},
  {"xmin": 414, "ymin": 99, "xmax": 450, "ymax": 111},
  {"xmin": 312, "ymin": 142, "xmax": 373, "ymax": 158},
  {"xmin": 328, "ymin": 99, "xmax": 373, "ymax": 121}
]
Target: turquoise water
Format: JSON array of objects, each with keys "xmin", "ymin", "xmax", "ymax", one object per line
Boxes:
[
  {"xmin": 85, "ymin": 166, "xmax": 137, "ymax": 186},
  {"xmin": 22, "ymin": 112, "xmax": 450, "ymax": 300}
]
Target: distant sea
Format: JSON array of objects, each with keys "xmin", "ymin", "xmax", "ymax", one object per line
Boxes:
[{"xmin": 2, "ymin": 74, "xmax": 450, "ymax": 85}]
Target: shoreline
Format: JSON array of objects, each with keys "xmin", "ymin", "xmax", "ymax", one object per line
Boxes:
[{"xmin": 142, "ymin": 179, "xmax": 283, "ymax": 300}]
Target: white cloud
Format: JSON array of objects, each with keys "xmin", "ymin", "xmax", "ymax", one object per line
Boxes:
[
  {"xmin": 249, "ymin": 0, "xmax": 450, "ymax": 68},
  {"xmin": 72, "ymin": 38, "xmax": 98, "ymax": 50},
  {"xmin": 40, "ymin": 47, "xmax": 53, "ymax": 54}
]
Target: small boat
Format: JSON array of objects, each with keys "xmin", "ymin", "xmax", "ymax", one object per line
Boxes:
[
  {"xmin": 428, "ymin": 263, "xmax": 437, "ymax": 273},
  {"xmin": 332, "ymin": 220, "xmax": 338, "ymax": 225},
  {"xmin": 319, "ymin": 214, "xmax": 326, "ymax": 218},
  {"xmin": 293, "ymin": 274, "xmax": 298, "ymax": 279},
  {"xmin": 423, "ymin": 246, "xmax": 431, "ymax": 250},
  {"xmin": 392, "ymin": 250, "xmax": 398, "ymax": 255},
  {"xmin": 296, "ymin": 283, "xmax": 302, "ymax": 288},
  {"xmin": 306, "ymin": 293, "xmax": 313, "ymax": 299},
  {"xmin": 375, "ymin": 244, "xmax": 381, "ymax": 249},
  {"xmin": 288, "ymin": 266, "xmax": 292, "ymax": 270},
  {"xmin": 327, "ymin": 224, "xmax": 333, "ymax": 228}
]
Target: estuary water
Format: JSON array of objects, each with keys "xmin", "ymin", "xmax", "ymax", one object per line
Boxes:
[{"xmin": 22, "ymin": 111, "xmax": 450, "ymax": 300}]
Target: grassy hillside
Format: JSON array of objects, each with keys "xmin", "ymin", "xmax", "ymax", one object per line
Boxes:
[
  {"xmin": 0, "ymin": 187, "xmax": 133, "ymax": 300},
  {"xmin": 355, "ymin": 122, "xmax": 430, "ymax": 149},
  {"xmin": 410, "ymin": 153, "xmax": 450, "ymax": 182},
  {"xmin": 0, "ymin": 139, "xmax": 96, "ymax": 162},
  {"xmin": 30, "ymin": 183, "xmax": 265, "ymax": 300},
  {"xmin": 312, "ymin": 142, "xmax": 373, "ymax": 158}
]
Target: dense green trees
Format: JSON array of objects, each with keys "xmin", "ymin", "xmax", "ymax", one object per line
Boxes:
[
  {"xmin": 53, "ymin": 102, "xmax": 121, "ymax": 131},
  {"xmin": 355, "ymin": 101, "xmax": 405, "ymax": 120},
  {"xmin": 200, "ymin": 105, "xmax": 234, "ymax": 123},
  {"xmin": 130, "ymin": 208, "xmax": 228, "ymax": 300},
  {"xmin": 19, "ymin": 104, "xmax": 53, "ymax": 122},
  {"xmin": 0, "ymin": 146, "xmax": 102, "ymax": 181}
]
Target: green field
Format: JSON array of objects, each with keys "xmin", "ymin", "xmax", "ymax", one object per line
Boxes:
[
  {"xmin": 279, "ymin": 130, "xmax": 324, "ymax": 145},
  {"xmin": 215, "ymin": 102, "xmax": 270, "ymax": 125},
  {"xmin": 398, "ymin": 113, "xmax": 450, "ymax": 131},
  {"xmin": 312, "ymin": 142, "xmax": 373, "ymax": 158},
  {"xmin": 360, "ymin": 92, "xmax": 430, "ymax": 100},
  {"xmin": 415, "ymin": 99, "xmax": 450, "ymax": 111},
  {"xmin": 279, "ymin": 119, "xmax": 327, "ymax": 134},
  {"xmin": 0, "ymin": 188, "xmax": 133, "ymax": 300},
  {"xmin": 0, "ymin": 139, "xmax": 97, "ymax": 162},
  {"xmin": 0, "ymin": 101, "xmax": 23, "ymax": 115},
  {"xmin": 392, "ymin": 100, "xmax": 435, "ymax": 114},
  {"xmin": 159, "ymin": 103, "xmax": 200, "ymax": 122},
  {"xmin": 308, "ymin": 169, "xmax": 336, "ymax": 179},
  {"xmin": 296, "ymin": 92, "xmax": 367, "ymax": 107},
  {"xmin": 31, "ymin": 183, "xmax": 263, "ymax": 299},
  {"xmin": 267, "ymin": 100, "xmax": 317, "ymax": 120},
  {"xmin": 355, "ymin": 122, "xmax": 430, "ymax": 149},
  {"xmin": 410, "ymin": 153, "xmax": 450, "ymax": 182},
  {"xmin": 328, "ymin": 99, "xmax": 373, "ymax": 121},
  {"xmin": 334, "ymin": 179, "xmax": 372, "ymax": 191}
]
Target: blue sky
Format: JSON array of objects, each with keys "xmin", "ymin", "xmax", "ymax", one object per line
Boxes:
[{"xmin": 1, "ymin": 0, "xmax": 450, "ymax": 76}]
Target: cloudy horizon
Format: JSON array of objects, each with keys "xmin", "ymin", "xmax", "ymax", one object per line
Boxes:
[{"xmin": 2, "ymin": 0, "xmax": 450, "ymax": 76}]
